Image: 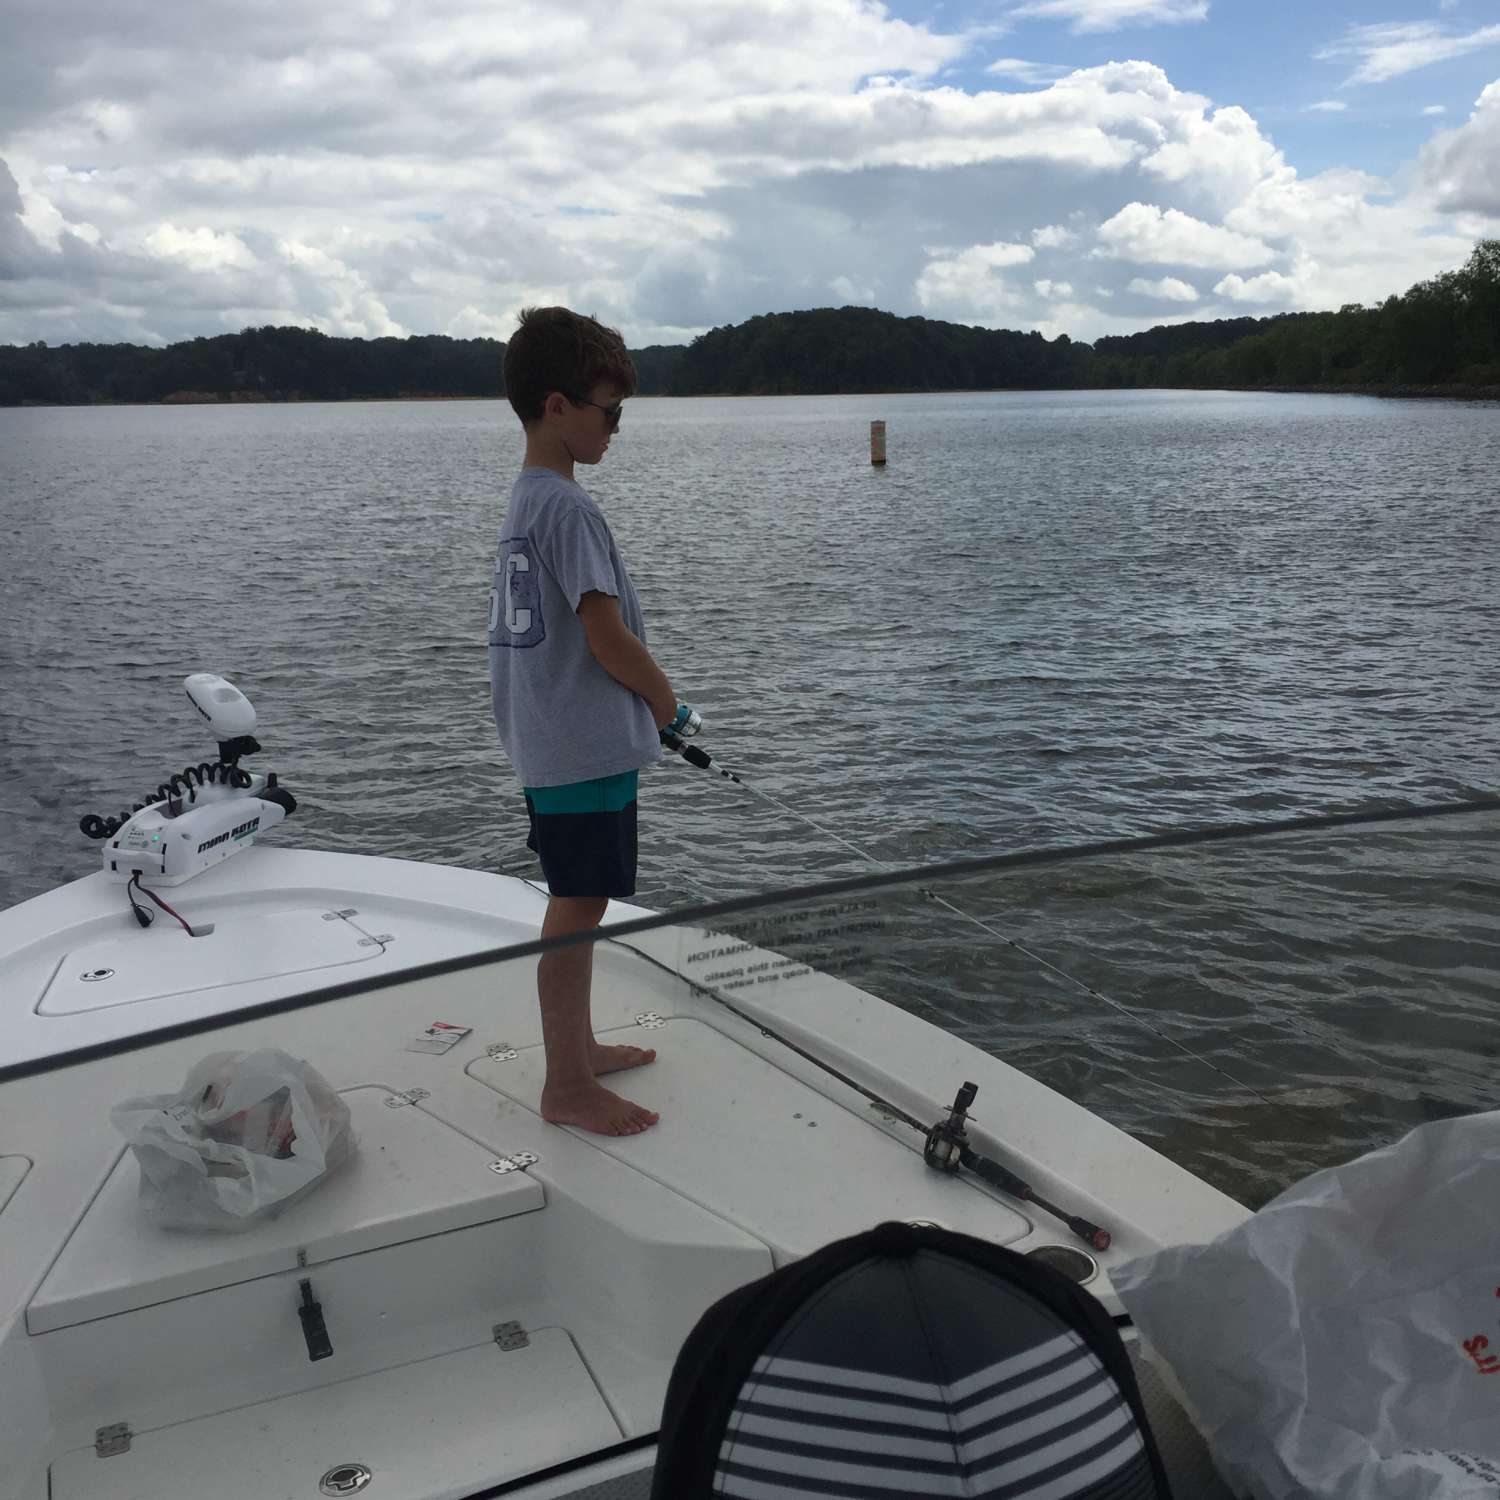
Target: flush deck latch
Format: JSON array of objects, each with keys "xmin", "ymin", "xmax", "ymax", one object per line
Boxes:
[{"xmin": 95, "ymin": 1423, "xmax": 132, "ymax": 1458}]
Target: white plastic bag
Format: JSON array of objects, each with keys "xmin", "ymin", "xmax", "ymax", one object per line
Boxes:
[
  {"xmin": 1112, "ymin": 1111, "xmax": 1500, "ymax": 1499},
  {"xmin": 111, "ymin": 1047, "xmax": 355, "ymax": 1232}
]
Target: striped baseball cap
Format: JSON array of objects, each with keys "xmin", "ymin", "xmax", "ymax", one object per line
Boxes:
[{"xmin": 651, "ymin": 1220, "xmax": 1171, "ymax": 1500}]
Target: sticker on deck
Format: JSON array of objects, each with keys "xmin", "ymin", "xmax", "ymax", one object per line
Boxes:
[{"xmin": 404, "ymin": 1022, "xmax": 473, "ymax": 1055}]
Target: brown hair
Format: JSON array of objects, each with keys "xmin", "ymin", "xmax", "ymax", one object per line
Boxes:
[{"xmin": 503, "ymin": 306, "xmax": 637, "ymax": 425}]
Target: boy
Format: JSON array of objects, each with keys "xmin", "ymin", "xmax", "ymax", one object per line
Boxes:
[{"xmin": 489, "ymin": 306, "xmax": 687, "ymax": 1137}]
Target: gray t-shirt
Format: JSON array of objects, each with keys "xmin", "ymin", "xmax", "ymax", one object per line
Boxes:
[{"xmin": 488, "ymin": 467, "xmax": 662, "ymax": 787}]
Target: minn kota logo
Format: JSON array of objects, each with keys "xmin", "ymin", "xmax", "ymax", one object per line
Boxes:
[{"xmin": 196, "ymin": 816, "xmax": 260, "ymax": 855}]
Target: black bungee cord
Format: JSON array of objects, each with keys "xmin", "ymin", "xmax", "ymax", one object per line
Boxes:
[{"xmin": 80, "ymin": 759, "xmax": 253, "ymax": 842}]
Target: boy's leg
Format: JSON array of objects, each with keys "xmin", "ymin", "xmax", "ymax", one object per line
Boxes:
[{"xmin": 536, "ymin": 893, "xmax": 660, "ymax": 1137}]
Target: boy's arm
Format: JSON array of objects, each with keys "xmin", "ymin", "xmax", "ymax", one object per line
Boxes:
[{"xmin": 577, "ymin": 591, "xmax": 677, "ymax": 729}]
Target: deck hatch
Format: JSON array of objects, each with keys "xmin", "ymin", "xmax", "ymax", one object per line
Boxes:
[
  {"xmin": 469, "ymin": 1016, "xmax": 1032, "ymax": 1257},
  {"xmin": 49, "ymin": 1333, "xmax": 619, "ymax": 1500},
  {"xmin": 36, "ymin": 907, "xmax": 381, "ymax": 1015}
]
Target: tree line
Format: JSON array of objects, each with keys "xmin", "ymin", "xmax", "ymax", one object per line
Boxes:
[{"xmin": 2, "ymin": 240, "xmax": 1495, "ymax": 406}]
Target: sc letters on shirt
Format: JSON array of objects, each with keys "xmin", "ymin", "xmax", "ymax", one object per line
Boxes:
[{"xmin": 489, "ymin": 537, "xmax": 545, "ymax": 649}]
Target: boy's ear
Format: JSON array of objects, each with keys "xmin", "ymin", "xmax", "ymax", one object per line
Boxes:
[{"xmin": 542, "ymin": 390, "xmax": 570, "ymax": 422}]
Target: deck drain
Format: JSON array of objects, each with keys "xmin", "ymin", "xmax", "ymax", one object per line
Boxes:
[
  {"xmin": 1025, "ymin": 1245, "xmax": 1098, "ymax": 1284},
  {"xmin": 320, "ymin": 1463, "xmax": 373, "ymax": 1495}
]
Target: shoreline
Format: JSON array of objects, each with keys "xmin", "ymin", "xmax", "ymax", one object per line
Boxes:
[{"xmin": 4, "ymin": 382, "xmax": 1498, "ymax": 410}]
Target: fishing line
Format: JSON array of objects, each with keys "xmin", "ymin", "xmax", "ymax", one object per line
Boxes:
[{"xmin": 661, "ymin": 730, "xmax": 1287, "ymax": 1106}]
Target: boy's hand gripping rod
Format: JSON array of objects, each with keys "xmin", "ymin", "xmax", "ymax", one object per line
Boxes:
[{"xmin": 658, "ymin": 728, "xmax": 1112, "ymax": 1250}]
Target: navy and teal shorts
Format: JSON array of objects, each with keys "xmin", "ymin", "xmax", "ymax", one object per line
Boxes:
[{"xmin": 523, "ymin": 770, "xmax": 638, "ymax": 899}]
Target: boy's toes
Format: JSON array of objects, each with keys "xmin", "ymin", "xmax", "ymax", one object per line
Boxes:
[
  {"xmin": 543, "ymin": 1081, "xmax": 659, "ymax": 1137},
  {"xmin": 611, "ymin": 1103, "xmax": 659, "ymax": 1135}
]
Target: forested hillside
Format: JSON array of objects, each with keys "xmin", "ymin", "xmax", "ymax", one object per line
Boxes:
[{"xmin": 3, "ymin": 241, "xmax": 1496, "ymax": 405}]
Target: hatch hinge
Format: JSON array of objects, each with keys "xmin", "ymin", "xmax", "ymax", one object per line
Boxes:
[
  {"xmin": 488, "ymin": 1151, "xmax": 539, "ymax": 1175},
  {"xmin": 95, "ymin": 1422, "xmax": 132, "ymax": 1458},
  {"xmin": 383, "ymin": 1088, "xmax": 430, "ymax": 1109},
  {"xmin": 493, "ymin": 1320, "xmax": 530, "ymax": 1351}
]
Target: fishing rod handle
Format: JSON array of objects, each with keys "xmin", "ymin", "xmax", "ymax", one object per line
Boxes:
[
  {"xmin": 962, "ymin": 1147, "xmax": 1111, "ymax": 1251},
  {"xmin": 660, "ymin": 730, "xmax": 713, "ymax": 770}
]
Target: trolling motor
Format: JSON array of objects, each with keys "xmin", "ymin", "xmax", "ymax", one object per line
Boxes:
[
  {"xmin": 927, "ymin": 1083, "xmax": 1112, "ymax": 1251},
  {"xmin": 79, "ymin": 673, "xmax": 297, "ymax": 890}
]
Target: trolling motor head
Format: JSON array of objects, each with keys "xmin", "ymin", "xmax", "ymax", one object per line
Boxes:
[
  {"xmin": 184, "ymin": 672, "xmax": 261, "ymax": 767},
  {"xmin": 923, "ymin": 1081, "xmax": 978, "ymax": 1174}
]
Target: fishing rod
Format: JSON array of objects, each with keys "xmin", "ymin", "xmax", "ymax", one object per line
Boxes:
[{"xmin": 657, "ymin": 726, "xmax": 1113, "ymax": 1249}]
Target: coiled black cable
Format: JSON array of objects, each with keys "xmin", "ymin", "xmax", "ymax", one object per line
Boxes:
[{"xmin": 79, "ymin": 760, "xmax": 253, "ymax": 840}]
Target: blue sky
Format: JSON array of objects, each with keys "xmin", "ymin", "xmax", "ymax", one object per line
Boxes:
[
  {"xmin": 1, "ymin": 0, "xmax": 1497, "ymax": 347},
  {"xmin": 890, "ymin": 0, "xmax": 1498, "ymax": 177}
]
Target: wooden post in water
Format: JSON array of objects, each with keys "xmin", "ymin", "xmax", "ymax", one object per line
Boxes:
[{"xmin": 870, "ymin": 419, "xmax": 887, "ymax": 466}]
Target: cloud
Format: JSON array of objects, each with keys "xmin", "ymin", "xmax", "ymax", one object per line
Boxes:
[
  {"xmin": 985, "ymin": 58, "xmax": 1071, "ymax": 85},
  {"xmin": 1214, "ymin": 267, "xmax": 1308, "ymax": 303},
  {"xmin": 0, "ymin": 4, "xmax": 1488, "ymax": 347},
  {"xmin": 830, "ymin": 274, "xmax": 876, "ymax": 302},
  {"xmin": 1423, "ymin": 105, "xmax": 1447, "ymax": 116},
  {"xmin": 1317, "ymin": 21, "xmax": 1500, "ymax": 87},
  {"xmin": 1126, "ymin": 274, "xmax": 1199, "ymax": 300},
  {"xmin": 1136, "ymin": 102, "xmax": 1287, "ymax": 213},
  {"xmin": 1095, "ymin": 202, "xmax": 1275, "ymax": 268},
  {"xmin": 1008, "ymin": 0, "xmax": 1209, "ymax": 34},
  {"xmin": 1032, "ymin": 223, "xmax": 1080, "ymax": 248},
  {"xmin": 1419, "ymin": 78, "xmax": 1500, "ymax": 216},
  {"xmin": 1306, "ymin": 101, "xmax": 1347, "ymax": 114},
  {"xmin": 0, "ymin": 159, "xmax": 53, "ymax": 280},
  {"xmin": 445, "ymin": 305, "xmax": 512, "ymax": 338},
  {"xmin": 916, "ymin": 241, "xmax": 1035, "ymax": 322},
  {"xmin": 144, "ymin": 223, "xmax": 256, "ymax": 273}
]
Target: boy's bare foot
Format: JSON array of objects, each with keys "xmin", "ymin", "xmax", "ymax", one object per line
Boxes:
[
  {"xmin": 589, "ymin": 1042, "xmax": 656, "ymax": 1076},
  {"xmin": 541, "ymin": 1080, "xmax": 660, "ymax": 1136}
]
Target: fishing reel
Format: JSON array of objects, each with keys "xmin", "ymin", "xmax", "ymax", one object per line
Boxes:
[
  {"xmin": 666, "ymin": 703, "xmax": 701, "ymax": 738},
  {"xmin": 662, "ymin": 702, "xmax": 718, "ymax": 772},
  {"xmin": 924, "ymin": 1081, "xmax": 978, "ymax": 1174},
  {"xmin": 924, "ymin": 1079, "xmax": 1111, "ymax": 1250}
]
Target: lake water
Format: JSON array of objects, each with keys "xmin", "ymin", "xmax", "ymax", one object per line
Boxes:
[{"xmin": 2, "ymin": 389, "xmax": 1497, "ymax": 1205}]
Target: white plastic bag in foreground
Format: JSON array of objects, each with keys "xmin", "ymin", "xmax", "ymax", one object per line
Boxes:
[
  {"xmin": 112, "ymin": 1047, "xmax": 355, "ymax": 1232},
  {"xmin": 1112, "ymin": 1110, "xmax": 1500, "ymax": 1500}
]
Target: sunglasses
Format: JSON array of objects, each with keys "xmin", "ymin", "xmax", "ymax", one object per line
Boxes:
[{"xmin": 567, "ymin": 394, "xmax": 623, "ymax": 431}]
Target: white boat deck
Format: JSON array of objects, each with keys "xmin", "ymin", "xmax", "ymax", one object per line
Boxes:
[{"xmin": 0, "ymin": 848, "xmax": 1249, "ymax": 1500}]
